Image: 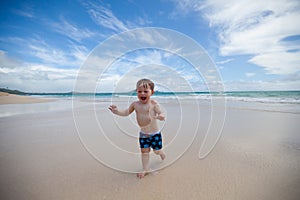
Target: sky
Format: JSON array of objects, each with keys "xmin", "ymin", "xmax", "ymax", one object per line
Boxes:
[{"xmin": 0, "ymin": 0, "xmax": 300, "ymax": 92}]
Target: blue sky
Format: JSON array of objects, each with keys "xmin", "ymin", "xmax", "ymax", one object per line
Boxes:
[{"xmin": 0, "ymin": 0, "xmax": 300, "ymax": 92}]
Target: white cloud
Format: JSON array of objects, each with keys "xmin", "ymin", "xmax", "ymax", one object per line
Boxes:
[
  {"xmin": 50, "ymin": 18, "xmax": 98, "ymax": 42},
  {"xmin": 110, "ymin": 64, "xmax": 197, "ymax": 92},
  {"xmin": 224, "ymin": 78, "xmax": 300, "ymax": 91},
  {"xmin": 19, "ymin": 38, "xmax": 88, "ymax": 68},
  {"xmin": 12, "ymin": 4, "xmax": 34, "ymax": 18},
  {"xmin": 28, "ymin": 43, "xmax": 69, "ymax": 65},
  {"xmin": 249, "ymin": 51, "xmax": 300, "ymax": 75},
  {"xmin": 245, "ymin": 72, "xmax": 256, "ymax": 77},
  {"xmin": 27, "ymin": 64, "xmax": 78, "ymax": 80},
  {"xmin": 85, "ymin": 48, "xmax": 207, "ymax": 92},
  {"xmin": 0, "ymin": 50, "xmax": 78, "ymax": 92},
  {"xmin": 0, "ymin": 50, "xmax": 22, "ymax": 68},
  {"xmin": 175, "ymin": 0, "xmax": 300, "ymax": 75},
  {"xmin": 9, "ymin": 37, "xmax": 88, "ymax": 68},
  {"xmin": 83, "ymin": 1, "xmax": 129, "ymax": 32},
  {"xmin": 216, "ymin": 58, "xmax": 234, "ymax": 64},
  {"xmin": 82, "ymin": 1, "xmax": 151, "ymax": 34},
  {"xmin": 0, "ymin": 63, "xmax": 78, "ymax": 92},
  {"xmin": 133, "ymin": 16, "xmax": 152, "ymax": 26}
]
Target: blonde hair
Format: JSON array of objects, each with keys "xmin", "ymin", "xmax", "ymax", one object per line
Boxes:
[{"xmin": 136, "ymin": 78, "xmax": 155, "ymax": 91}]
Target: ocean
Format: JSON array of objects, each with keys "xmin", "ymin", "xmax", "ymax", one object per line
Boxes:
[
  {"xmin": 35, "ymin": 90, "xmax": 300, "ymax": 104},
  {"xmin": 101, "ymin": 91, "xmax": 300, "ymax": 114},
  {"xmin": 1, "ymin": 91, "xmax": 299, "ymax": 117}
]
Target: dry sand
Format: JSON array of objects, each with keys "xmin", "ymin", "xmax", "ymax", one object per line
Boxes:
[
  {"xmin": 0, "ymin": 92, "xmax": 51, "ymax": 104},
  {"xmin": 0, "ymin": 98, "xmax": 299, "ymax": 200}
]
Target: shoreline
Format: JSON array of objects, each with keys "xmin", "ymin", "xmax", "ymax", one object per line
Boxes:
[
  {"xmin": 0, "ymin": 92, "xmax": 53, "ymax": 105},
  {"xmin": 1, "ymin": 91, "xmax": 299, "ymax": 113},
  {"xmin": 0, "ymin": 94, "xmax": 299, "ymax": 119}
]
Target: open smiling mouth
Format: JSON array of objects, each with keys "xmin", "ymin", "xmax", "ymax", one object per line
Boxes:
[{"xmin": 141, "ymin": 97, "xmax": 147, "ymax": 101}]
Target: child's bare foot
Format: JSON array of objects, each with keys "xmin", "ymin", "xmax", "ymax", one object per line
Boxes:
[
  {"xmin": 160, "ymin": 153, "xmax": 166, "ymax": 160},
  {"xmin": 137, "ymin": 171, "xmax": 149, "ymax": 179}
]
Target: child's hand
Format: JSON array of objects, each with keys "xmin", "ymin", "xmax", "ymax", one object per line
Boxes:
[
  {"xmin": 155, "ymin": 114, "xmax": 165, "ymax": 121},
  {"xmin": 108, "ymin": 105, "xmax": 118, "ymax": 114}
]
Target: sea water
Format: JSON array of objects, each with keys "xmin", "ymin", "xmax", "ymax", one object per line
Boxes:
[{"xmin": 1, "ymin": 91, "xmax": 299, "ymax": 117}]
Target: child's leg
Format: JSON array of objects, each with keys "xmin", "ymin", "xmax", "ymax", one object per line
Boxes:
[
  {"xmin": 154, "ymin": 149, "xmax": 166, "ymax": 160},
  {"xmin": 152, "ymin": 133, "xmax": 165, "ymax": 160},
  {"xmin": 137, "ymin": 148, "xmax": 150, "ymax": 179}
]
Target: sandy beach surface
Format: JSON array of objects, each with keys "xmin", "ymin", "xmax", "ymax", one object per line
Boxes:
[
  {"xmin": 0, "ymin": 92, "xmax": 51, "ymax": 104},
  {"xmin": 0, "ymin": 96, "xmax": 299, "ymax": 200}
]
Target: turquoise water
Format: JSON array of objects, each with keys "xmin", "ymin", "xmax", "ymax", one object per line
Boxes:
[
  {"xmin": 34, "ymin": 90, "xmax": 300, "ymax": 104},
  {"xmin": 28, "ymin": 91, "xmax": 300, "ymax": 100},
  {"xmin": 1, "ymin": 91, "xmax": 299, "ymax": 117},
  {"xmin": 65, "ymin": 90, "xmax": 300, "ymax": 114},
  {"xmin": 224, "ymin": 91, "xmax": 300, "ymax": 102}
]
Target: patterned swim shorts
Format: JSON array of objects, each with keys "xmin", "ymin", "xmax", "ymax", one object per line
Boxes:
[{"xmin": 139, "ymin": 132, "xmax": 162, "ymax": 150}]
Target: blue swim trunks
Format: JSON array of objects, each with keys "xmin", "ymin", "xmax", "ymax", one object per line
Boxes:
[{"xmin": 139, "ymin": 132, "xmax": 162, "ymax": 150}]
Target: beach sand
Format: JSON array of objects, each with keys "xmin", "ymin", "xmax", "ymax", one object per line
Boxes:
[
  {"xmin": 0, "ymin": 92, "xmax": 51, "ymax": 104},
  {"xmin": 0, "ymin": 97, "xmax": 299, "ymax": 200}
]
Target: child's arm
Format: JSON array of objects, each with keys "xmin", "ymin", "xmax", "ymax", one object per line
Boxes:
[
  {"xmin": 109, "ymin": 103, "xmax": 135, "ymax": 116},
  {"xmin": 153, "ymin": 101, "xmax": 165, "ymax": 121}
]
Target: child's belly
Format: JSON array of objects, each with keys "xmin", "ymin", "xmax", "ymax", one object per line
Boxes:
[
  {"xmin": 137, "ymin": 115, "xmax": 159, "ymax": 133},
  {"xmin": 136, "ymin": 114, "xmax": 151, "ymax": 127}
]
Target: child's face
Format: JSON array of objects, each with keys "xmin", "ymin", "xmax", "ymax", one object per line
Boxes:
[{"xmin": 136, "ymin": 84, "xmax": 153, "ymax": 104}]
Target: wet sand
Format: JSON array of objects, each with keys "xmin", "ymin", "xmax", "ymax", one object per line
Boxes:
[{"xmin": 0, "ymin": 98, "xmax": 299, "ymax": 200}]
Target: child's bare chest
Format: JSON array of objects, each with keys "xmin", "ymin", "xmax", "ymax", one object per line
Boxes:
[{"xmin": 135, "ymin": 103, "xmax": 155, "ymax": 117}]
